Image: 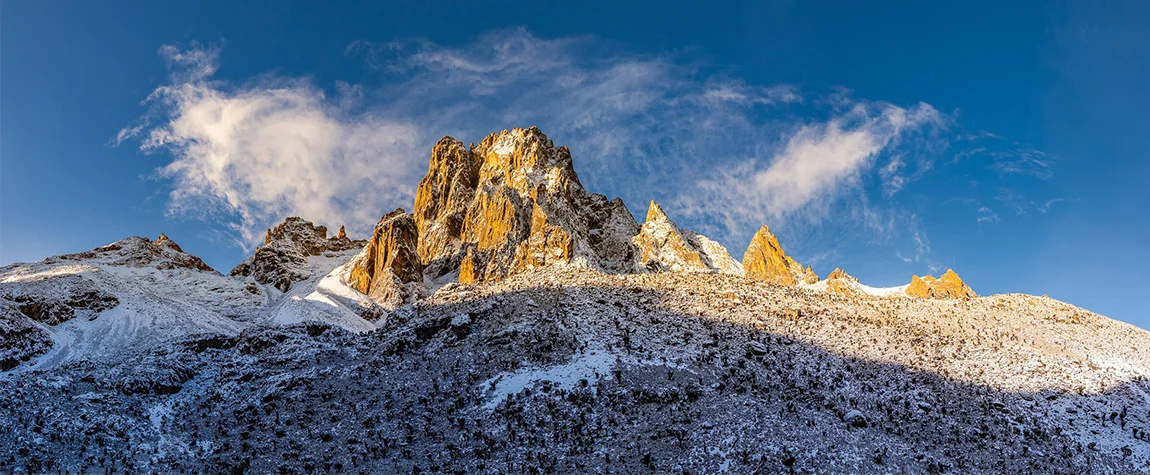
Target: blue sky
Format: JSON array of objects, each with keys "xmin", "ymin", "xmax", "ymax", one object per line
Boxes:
[{"xmin": 2, "ymin": 1, "xmax": 1147, "ymax": 326}]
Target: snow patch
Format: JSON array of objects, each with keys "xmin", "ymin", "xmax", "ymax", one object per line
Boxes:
[{"xmin": 482, "ymin": 346, "xmax": 619, "ymax": 410}]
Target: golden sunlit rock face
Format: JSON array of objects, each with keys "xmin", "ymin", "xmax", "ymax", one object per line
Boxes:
[
  {"xmin": 348, "ymin": 209, "xmax": 422, "ymax": 309},
  {"xmin": 824, "ymin": 268, "xmax": 861, "ymax": 296},
  {"xmin": 375, "ymin": 127, "xmax": 639, "ymax": 290},
  {"xmin": 906, "ymin": 269, "xmax": 977, "ymax": 299},
  {"xmin": 741, "ymin": 225, "xmax": 817, "ymax": 286}
]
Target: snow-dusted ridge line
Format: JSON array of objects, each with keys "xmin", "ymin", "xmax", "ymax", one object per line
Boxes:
[{"xmin": 0, "ymin": 235, "xmax": 382, "ymax": 372}]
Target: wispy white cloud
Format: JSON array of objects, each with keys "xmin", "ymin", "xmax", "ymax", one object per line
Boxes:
[
  {"xmin": 118, "ymin": 45, "xmax": 424, "ymax": 246},
  {"xmin": 683, "ymin": 101, "xmax": 946, "ymax": 245},
  {"xmin": 988, "ymin": 148, "xmax": 1054, "ymax": 179},
  {"xmin": 1036, "ymin": 198, "xmax": 1069, "ymax": 214},
  {"xmin": 954, "ymin": 140, "xmax": 1054, "ymax": 180},
  {"xmin": 896, "ymin": 230, "xmax": 931, "ymax": 263},
  {"xmin": 976, "ymin": 207, "xmax": 1000, "ymax": 225}
]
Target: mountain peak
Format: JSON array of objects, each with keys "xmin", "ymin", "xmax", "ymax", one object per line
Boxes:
[
  {"xmin": 742, "ymin": 225, "xmax": 817, "ymax": 286},
  {"xmin": 152, "ymin": 233, "xmax": 184, "ymax": 253},
  {"xmin": 404, "ymin": 127, "xmax": 637, "ymax": 287},
  {"xmin": 823, "ymin": 267, "xmax": 863, "ymax": 296},
  {"xmin": 644, "ymin": 200, "xmax": 668, "ymax": 223},
  {"xmin": 906, "ymin": 269, "xmax": 977, "ymax": 299},
  {"xmin": 827, "ymin": 267, "xmax": 856, "ymax": 282},
  {"xmin": 632, "ymin": 201, "xmax": 742, "ymax": 275},
  {"xmin": 39, "ymin": 234, "xmax": 215, "ymax": 273},
  {"xmin": 230, "ymin": 217, "xmax": 365, "ymax": 291}
]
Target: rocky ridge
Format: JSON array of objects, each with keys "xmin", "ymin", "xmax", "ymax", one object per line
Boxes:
[
  {"xmin": 334, "ymin": 126, "xmax": 975, "ymax": 309},
  {"xmin": 231, "ymin": 217, "xmax": 365, "ymax": 292},
  {"xmin": 907, "ymin": 269, "xmax": 978, "ymax": 299},
  {"xmin": 46, "ymin": 234, "xmax": 216, "ymax": 273}
]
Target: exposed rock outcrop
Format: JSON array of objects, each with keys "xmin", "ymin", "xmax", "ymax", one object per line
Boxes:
[
  {"xmin": 906, "ymin": 269, "xmax": 977, "ymax": 299},
  {"xmin": 0, "ymin": 303, "xmax": 52, "ymax": 371},
  {"xmin": 632, "ymin": 201, "xmax": 742, "ymax": 275},
  {"xmin": 230, "ymin": 217, "xmax": 366, "ymax": 292},
  {"xmin": 348, "ymin": 210, "xmax": 423, "ymax": 309},
  {"xmin": 824, "ymin": 268, "xmax": 862, "ymax": 297},
  {"xmin": 410, "ymin": 127, "xmax": 638, "ymax": 285},
  {"xmin": 741, "ymin": 225, "xmax": 817, "ymax": 286}
]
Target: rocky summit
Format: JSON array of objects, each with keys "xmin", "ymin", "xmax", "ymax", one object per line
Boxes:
[
  {"xmin": 907, "ymin": 269, "xmax": 978, "ymax": 299},
  {"xmin": 824, "ymin": 267, "xmax": 863, "ymax": 296},
  {"xmin": 742, "ymin": 225, "xmax": 818, "ymax": 286},
  {"xmin": 2, "ymin": 127, "xmax": 1149, "ymax": 474},
  {"xmin": 230, "ymin": 217, "xmax": 366, "ymax": 292},
  {"xmin": 632, "ymin": 201, "xmax": 742, "ymax": 274},
  {"xmin": 366, "ymin": 127, "xmax": 640, "ymax": 291}
]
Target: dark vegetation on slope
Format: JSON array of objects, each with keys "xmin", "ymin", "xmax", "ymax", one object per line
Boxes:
[{"xmin": 1, "ymin": 278, "xmax": 1142, "ymax": 474}]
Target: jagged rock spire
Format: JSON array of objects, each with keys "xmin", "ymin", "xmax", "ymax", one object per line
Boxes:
[
  {"xmin": 153, "ymin": 233, "xmax": 184, "ymax": 253},
  {"xmin": 348, "ymin": 210, "xmax": 422, "ymax": 309},
  {"xmin": 632, "ymin": 201, "xmax": 742, "ymax": 274},
  {"xmin": 741, "ymin": 225, "xmax": 817, "ymax": 286}
]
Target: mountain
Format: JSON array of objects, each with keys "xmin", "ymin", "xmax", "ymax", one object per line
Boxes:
[
  {"xmin": 230, "ymin": 217, "xmax": 365, "ymax": 292},
  {"xmin": 742, "ymin": 225, "xmax": 818, "ymax": 286},
  {"xmin": 632, "ymin": 201, "xmax": 743, "ymax": 274},
  {"xmin": 907, "ymin": 269, "xmax": 978, "ymax": 299},
  {"xmin": 0, "ymin": 235, "xmax": 252, "ymax": 368},
  {"xmin": 409, "ymin": 128, "xmax": 638, "ymax": 286},
  {"xmin": 2, "ymin": 127, "xmax": 1149, "ymax": 473}
]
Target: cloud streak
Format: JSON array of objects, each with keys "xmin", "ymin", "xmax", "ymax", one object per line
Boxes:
[
  {"xmin": 120, "ymin": 45, "xmax": 425, "ymax": 246},
  {"xmin": 687, "ymin": 101, "xmax": 945, "ymax": 241}
]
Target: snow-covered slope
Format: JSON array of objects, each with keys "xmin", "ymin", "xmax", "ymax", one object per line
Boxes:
[
  {"xmin": 0, "ymin": 237, "xmax": 257, "ymax": 370},
  {"xmin": 0, "ymin": 232, "xmax": 381, "ymax": 372},
  {"xmin": 3, "ymin": 267, "xmax": 1149, "ymax": 473},
  {"xmin": 262, "ymin": 249, "xmax": 379, "ymax": 333},
  {"xmin": 801, "ymin": 276, "xmax": 910, "ymax": 297}
]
